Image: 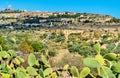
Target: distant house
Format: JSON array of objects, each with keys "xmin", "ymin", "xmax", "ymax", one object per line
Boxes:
[
  {"xmin": 39, "ymin": 19, "xmax": 47, "ymax": 23},
  {"xmin": 8, "ymin": 26, "xmax": 14, "ymax": 29}
]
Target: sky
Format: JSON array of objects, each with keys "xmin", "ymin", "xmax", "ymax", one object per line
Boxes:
[{"xmin": 0, "ymin": 0, "xmax": 120, "ymax": 18}]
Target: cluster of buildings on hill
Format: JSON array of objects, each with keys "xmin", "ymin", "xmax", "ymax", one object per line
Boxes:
[{"xmin": 0, "ymin": 9, "xmax": 120, "ymax": 29}]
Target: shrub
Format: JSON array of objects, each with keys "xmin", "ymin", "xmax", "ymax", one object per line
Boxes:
[
  {"xmin": 101, "ymin": 48, "xmax": 111, "ymax": 55},
  {"xmin": 39, "ymin": 33, "xmax": 47, "ymax": 40},
  {"xmin": 54, "ymin": 37, "xmax": 65, "ymax": 42},
  {"xmin": 48, "ymin": 50, "xmax": 57, "ymax": 57},
  {"xmin": 54, "ymin": 32, "xmax": 65, "ymax": 43},
  {"xmin": 50, "ymin": 53, "xmax": 85, "ymax": 71},
  {"xmin": 49, "ymin": 32, "xmax": 56, "ymax": 39},
  {"xmin": 114, "ymin": 43, "xmax": 120, "ymax": 54},
  {"xmin": 106, "ymin": 43, "xmax": 116, "ymax": 51},
  {"xmin": 18, "ymin": 41, "xmax": 33, "ymax": 53},
  {"xmin": 68, "ymin": 43, "xmax": 95, "ymax": 57},
  {"xmin": 0, "ymin": 43, "xmax": 9, "ymax": 51},
  {"xmin": 31, "ymin": 41, "xmax": 46, "ymax": 52}
]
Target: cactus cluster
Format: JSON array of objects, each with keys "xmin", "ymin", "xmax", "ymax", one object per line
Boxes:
[
  {"xmin": 0, "ymin": 46, "xmax": 59, "ymax": 78},
  {"xmin": 63, "ymin": 43, "xmax": 120, "ymax": 78},
  {"xmin": 0, "ymin": 42, "xmax": 120, "ymax": 78},
  {"xmin": 82, "ymin": 43, "xmax": 120, "ymax": 78}
]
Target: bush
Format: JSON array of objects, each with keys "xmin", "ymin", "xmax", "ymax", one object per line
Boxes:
[
  {"xmin": 54, "ymin": 32, "xmax": 65, "ymax": 43},
  {"xmin": 54, "ymin": 37, "xmax": 65, "ymax": 42},
  {"xmin": 48, "ymin": 50, "xmax": 57, "ymax": 57},
  {"xmin": 49, "ymin": 53, "xmax": 85, "ymax": 71},
  {"xmin": 49, "ymin": 32, "xmax": 57, "ymax": 39},
  {"xmin": 39, "ymin": 34, "xmax": 47, "ymax": 40},
  {"xmin": 0, "ymin": 37, "xmax": 9, "ymax": 51},
  {"xmin": 114, "ymin": 43, "xmax": 120, "ymax": 54},
  {"xmin": 31, "ymin": 41, "xmax": 46, "ymax": 52},
  {"xmin": 0, "ymin": 43, "xmax": 9, "ymax": 51},
  {"xmin": 106, "ymin": 43, "xmax": 115, "ymax": 51},
  {"xmin": 68, "ymin": 43, "xmax": 95, "ymax": 57},
  {"xmin": 18, "ymin": 41, "xmax": 33, "ymax": 53},
  {"xmin": 101, "ymin": 48, "xmax": 111, "ymax": 55}
]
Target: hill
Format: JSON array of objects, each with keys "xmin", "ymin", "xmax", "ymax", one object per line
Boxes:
[{"xmin": 0, "ymin": 9, "xmax": 120, "ymax": 29}]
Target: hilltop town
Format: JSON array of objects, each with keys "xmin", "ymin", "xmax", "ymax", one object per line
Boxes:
[{"xmin": 0, "ymin": 9, "xmax": 120, "ymax": 29}]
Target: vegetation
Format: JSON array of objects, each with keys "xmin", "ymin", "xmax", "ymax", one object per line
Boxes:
[
  {"xmin": 48, "ymin": 13, "xmax": 81, "ymax": 19},
  {"xmin": 0, "ymin": 28, "xmax": 120, "ymax": 78},
  {"xmin": 0, "ymin": 9, "xmax": 24, "ymax": 13},
  {"xmin": 0, "ymin": 46, "xmax": 57, "ymax": 78},
  {"xmin": 18, "ymin": 41, "xmax": 34, "ymax": 53},
  {"xmin": 31, "ymin": 41, "xmax": 46, "ymax": 52}
]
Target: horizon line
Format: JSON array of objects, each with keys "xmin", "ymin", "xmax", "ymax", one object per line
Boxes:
[{"xmin": 0, "ymin": 8, "xmax": 119, "ymax": 19}]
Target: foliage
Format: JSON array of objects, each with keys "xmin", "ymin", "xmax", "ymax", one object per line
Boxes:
[
  {"xmin": 0, "ymin": 46, "xmax": 60, "ymax": 78},
  {"xmin": 0, "ymin": 29, "xmax": 120, "ymax": 77},
  {"xmin": 79, "ymin": 67, "xmax": 90, "ymax": 78},
  {"xmin": 48, "ymin": 50, "xmax": 57, "ymax": 57},
  {"xmin": 84, "ymin": 58, "xmax": 101, "ymax": 68},
  {"xmin": 18, "ymin": 41, "xmax": 33, "ymax": 53},
  {"xmin": 48, "ymin": 13, "xmax": 81, "ymax": 19},
  {"xmin": 54, "ymin": 32, "xmax": 65, "ymax": 43},
  {"xmin": 114, "ymin": 43, "xmax": 120, "ymax": 54},
  {"xmin": 50, "ymin": 53, "xmax": 85, "ymax": 71},
  {"xmin": 31, "ymin": 41, "xmax": 46, "ymax": 52},
  {"xmin": 70, "ymin": 66, "xmax": 79, "ymax": 77},
  {"xmin": 82, "ymin": 42, "xmax": 120, "ymax": 78},
  {"xmin": 49, "ymin": 32, "xmax": 57, "ymax": 39},
  {"xmin": 28, "ymin": 53, "xmax": 37, "ymax": 66},
  {"xmin": 68, "ymin": 42, "xmax": 95, "ymax": 57}
]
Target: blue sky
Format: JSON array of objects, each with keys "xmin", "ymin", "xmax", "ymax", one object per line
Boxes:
[{"xmin": 0, "ymin": 0, "xmax": 120, "ymax": 18}]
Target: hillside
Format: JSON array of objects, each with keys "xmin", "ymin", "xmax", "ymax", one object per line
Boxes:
[
  {"xmin": 0, "ymin": 9, "xmax": 120, "ymax": 29},
  {"xmin": 1, "ymin": 9, "xmax": 120, "ymax": 78}
]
